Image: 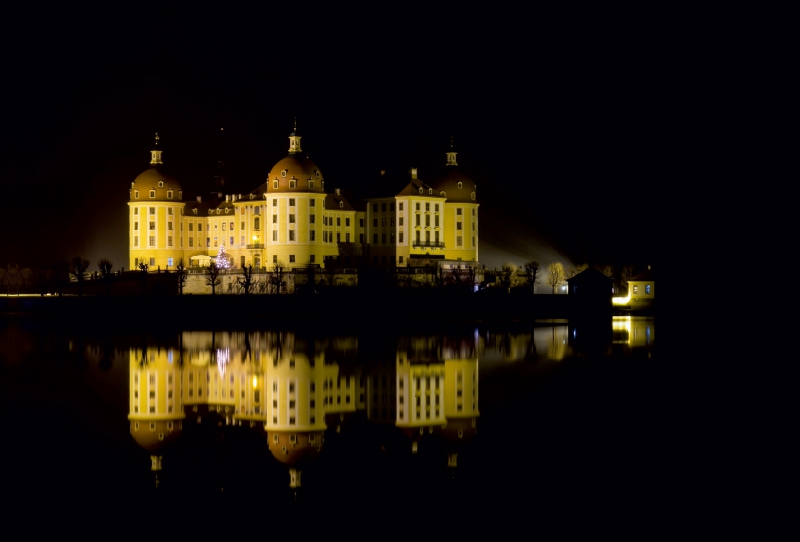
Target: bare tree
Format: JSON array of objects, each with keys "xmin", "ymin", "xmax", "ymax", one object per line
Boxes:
[
  {"xmin": 620, "ymin": 265, "xmax": 635, "ymax": 293},
  {"xmin": 36, "ymin": 266, "xmax": 53, "ymax": 296},
  {"xmin": 20, "ymin": 268, "xmax": 33, "ymax": 292},
  {"xmin": 498, "ymin": 262, "xmax": 519, "ymax": 292},
  {"xmin": 238, "ymin": 264, "xmax": 254, "ymax": 295},
  {"xmin": 98, "ymin": 258, "xmax": 113, "ymax": 296},
  {"xmin": 547, "ymin": 262, "xmax": 566, "ymax": 294},
  {"xmin": 52, "ymin": 261, "xmax": 71, "ymax": 297},
  {"xmin": 465, "ymin": 265, "xmax": 480, "ymax": 292},
  {"xmin": 207, "ymin": 262, "xmax": 221, "ymax": 295},
  {"xmin": 70, "ymin": 257, "xmax": 90, "ymax": 297},
  {"xmin": 523, "ymin": 261, "xmax": 541, "ymax": 294},
  {"xmin": 175, "ymin": 259, "xmax": 188, "ymax": 295}
]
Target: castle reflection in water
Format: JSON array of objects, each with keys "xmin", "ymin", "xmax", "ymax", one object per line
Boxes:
[
  {"xmin": 130, "ymin": 331, "xmax": 481, "ymax": 489},
  {"xmin": 126, "ymin": 317, "xmax": 653, "ymax": 492}
]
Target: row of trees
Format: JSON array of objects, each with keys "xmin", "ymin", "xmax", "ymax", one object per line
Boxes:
[
  {"xmin": 0, "ymin": 257, "xmax": 119, "ymax": 296},
  {"xmin": 495, "ymin": 261, "xmax": 638, "ymax": 294}
]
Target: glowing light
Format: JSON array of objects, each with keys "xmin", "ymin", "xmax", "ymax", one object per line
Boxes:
[
  {"xmin": 612, "ymin": 293, "xmax": 631, "ymax": 306},
  {"xmin": 217, "ymin": 348, "xmax": 230, "ymax": 377},
  {"xmin": 252, "ymin": 375, "xmax": 258, "ymax": 388}
]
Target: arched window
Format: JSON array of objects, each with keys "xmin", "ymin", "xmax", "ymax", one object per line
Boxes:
[
  {"xmin": 149, "ymin": 190, "xmax": 155, "ymax": 198},
  {"xmin": 458, "ymin": 182, "xmax": 463, "ymax": 189}
]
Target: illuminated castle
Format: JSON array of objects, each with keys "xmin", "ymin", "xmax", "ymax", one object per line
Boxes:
[{"xmin": 128, "ymin": 128, "xmax": 479, "ymax": 273}]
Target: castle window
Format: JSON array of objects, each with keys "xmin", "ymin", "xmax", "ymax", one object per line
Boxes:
[
  {"xmin": 189, "ymin": 238, "xmax": 193, "ymax": 247},
  {"xmin": 456, "ymin": 208, "xmax": 462, "ymax": 215},
  {"xmin": 179, "ymin": 190, "xmax": 182, "ymax": 199},
  {"xmin": 149, "ymin": 221, "xmax": 155, "ymax": 230},
  {"xmin": 254, "ymin": 217, "xmax": 260, "ymax": 230},
  {"xmin": 281, "ymin": 170, "xmax": 287, "ymax": 177},
  {"xmin": 315, "ymin": 170, "xmax": 320, "ymax": 178},
  {"xmin": 273, "ymin": 180, "xmax": 278, "ymax": 189},
  {"xmin": 134, "ymin": 208, "xmax": 138, "ymax": 215},
  {"xmin": 309, "ymin": 180, "xmax": 314, "ymax": 189},
  {"xmin": 382, "ymin": 203, "xmax": 387, "ymax": 212},
  {"xmin": 419, "ymin": 188, "xmax": 423, "ymax": 194},
  {"xmin": 415, "ymin": 203, "xmax": 420, "ymax": 211},
  {"xmin": 339, "ymin": 201, "xmax": 343, "ymax": 208},
  {"xmin": 134, "ymin": 236, "xmax": 138, "ymax": 247},
  {"xmin": 289, "ymin": 179, "xmax": 296, "ymax": 188},
  {"xmin": 289, "ymin": 214, "xmax": 295, "ymax": 223},
  {"xmin": 646, "ymin": 285, "xmax": 651, "ymax": 294},
  {"xmin": 150, "ymin": 190, "xmax": 155, "ymax": 198},
  {"xmin": 458, "ymin": 182, "xmax": 463, "ymax": 189},
  {"xmin": 149, "ymin": 207, "xmax": 155, "ymax": 215},
  {"xmin": 158, "ymin": 181, "xmax": 164, "ymax": 188},
  {"xmin": 346, "ymin": 217, "xmax": 350, "ymax": 227},
  {"xmin": 150, "ymin": 258, "xmax": 155, "ymax": 267},
  {"xmin": 167, "ymin": 190, "xmax": 173, "ymax": 199},
  {"xmin": 135, "ymin": 190, "xmax": 139, "ymax": 199},
  {"xmin": 254, "ymin": 206, "xmax": 260, "ymax": 215},
  {"xmin": 134, "ymin": 222, "xmax": 138, "ymax": 230},
  {"xmin": 310, "ymin": 230, "xmax": 315, "ymax": 241},
  {"xmin": 290, "ymin": 255, "xmax": 295, "ymax": 263},
  {"xmin": 429, "ymin": 188, "xmax": 432, "ymax": 194},
  {"xmin": 309, "ymin": 214, "xmax": 315, "ymax": 224},
  {"xmin": 289, "ymin": 230, "xmax": 295, "ymax": 241},
  {"xmin": 633, "ymin": 285, "xmax": 639, "ymax": 294},
  {"xmin": 289, "ymin": 199, "xmax": 295, "ymax": 207},
  {"xmin": 310, "ymin": 199, "xmax": 315, "ymax": 207},
  {"xmin": 193, "ymin": 209, "xmax": 197, "ymax": 215},
  {"xmin": 273, "ymin": 214, "xmax": 277, "ymax": 224},
  {"xmin": 399, "ymin": 203, "xmax": 403, "ymax": 211},
  {"xmin": 273, "ymin": 230, "xmax": 277, "ymax": 241}
]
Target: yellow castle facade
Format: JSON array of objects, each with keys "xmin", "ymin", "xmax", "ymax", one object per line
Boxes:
[{"xmin": 128, "ymin": 130, "xmax": 479, "ymax": 273}]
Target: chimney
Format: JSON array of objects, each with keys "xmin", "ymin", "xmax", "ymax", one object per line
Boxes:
[
  {"xmin": 409, "ymin": 167, "xmax": 417, "ymax": 179},
  {"xmin": 197, "ymin": 196, "xmax": 202, "ymax": 203},
  {"xmin": 335, "ymin": 188, "xmax": 341, "ymax": 196}
]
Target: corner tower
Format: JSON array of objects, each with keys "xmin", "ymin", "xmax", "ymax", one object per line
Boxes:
[{"xmin": 128, "ymin": 134, "xmax": 186, "ymax": 271}]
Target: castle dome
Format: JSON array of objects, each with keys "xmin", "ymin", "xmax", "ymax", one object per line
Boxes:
[
  {"xmin": 129, "ymin": 134, "xmax": 183, "ymax": 202},
  {"xmin": 432, "ymin": 170, "xmax": 477, "ymax": 203},
  {"xmin": 265, "ymin": 125, "xmax": 326, "ymax": 194},
  {"xmin": 267, "ymin": 156, "xmax": 325, "ymax": 194}
]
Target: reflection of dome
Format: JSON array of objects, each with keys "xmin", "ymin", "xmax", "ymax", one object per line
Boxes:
[
  {"xmin": 442, "ymin": 417, "xmax": 477, "ymax": 444},
  {"xmin": 267, "ymin": 431, "xmax": 324, "ymax": 467},
  {"xmin": 266, "ymin": 156, "xmax": 325, "ymax": 194},
  {"xmin": 130, "ymin": 419, "xmax": 182, "ymax": 452},
  {"xmin": 432, "ymin": 170, "xmax": 477, "ymax": 203}
]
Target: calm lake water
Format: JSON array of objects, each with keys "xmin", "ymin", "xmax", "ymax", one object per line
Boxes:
[{"xmin": 1, "ymin": 316, "xmax": 657, "ymax": 527}]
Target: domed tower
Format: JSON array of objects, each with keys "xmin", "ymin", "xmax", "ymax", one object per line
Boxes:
[
  {"xmin": 128, "ymin": 134, "xmax": 186, "ymax": 271},
  {"xmin": 261, "ymin": 122, "xmax": 342, "ymax": 270},
  {"xmin": 431, "ymin": 138, "xmax": 479, "ymax": 264}
]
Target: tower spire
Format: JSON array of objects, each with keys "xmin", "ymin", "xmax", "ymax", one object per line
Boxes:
[
  {"xmin": 288, "ymin": 120, "xmax": 302, "ymax": 155},
  {"xmin": 150, "ymin": 133, "xmax": 163, "ymax": 165},
  {"xmin": 446, "ymin": 136, "xmax": 458, "ymax": 166}
]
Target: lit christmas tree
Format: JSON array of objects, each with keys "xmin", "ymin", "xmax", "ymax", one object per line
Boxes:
[{"xmin": 215, "ymin": 243, "xmax": 231, "ymax": 270}]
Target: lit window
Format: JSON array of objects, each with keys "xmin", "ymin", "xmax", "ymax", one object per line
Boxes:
[
  {"xmin": 167, "ymin": 190, "xmax": 173, "ymax": 199},
  {"xmin": 135, "ymin": 190, "xmax": 139, "ymax": 199},
  {"xmin": 149, "ymin": 207, "xmax": 155, "ymax": 215},
  {"xmin": 633, "ymin": 285, "xmax": 639, "ymax": 294},
  {"xmin": 281, "ymin": 170, "xmax": 287, "ymax": 178},
  {"xmin": 289, "ymin": 214, "xmax": 295, "ymax": 223},
  {"xmin": 290, "ymin": 255, "xmax": 295, "ymax": 263},
  {"xmin": 289, "ymin": 230, "xmax": 295, "ymax": 241},
  {"xmin": 645, "ymin": 285, "xmax": 651, "ymax": 294},
  {"xmin": 150, "ymin": 190, "xmax": 155, "ymax": 198},
  {"xmin": 273, "ymin": 180, "xmax": 278, "ymax": 189},
  {"xmin": 458, "ymin": 181, "xmax": 463, "ymax": 189},
  {"xmin": 289, "ymin": 180, "xmax": 296, "ymax": 188},
  {"xmin": 289, "ymin": 199, "xmax": 295, "ymax": 207}
]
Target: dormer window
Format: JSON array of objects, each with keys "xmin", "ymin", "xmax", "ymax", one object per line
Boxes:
[
  {"xmin": 250, "ymin": 194, "xmax": 255, "ymax": 200},
  {"xmin": 309, "ymin": 180, "xmax": 315, "ymax": 189},
  {"xmin": 471, "ymin": 192, "xmax": 476, "ymax": 200},
  {"xmin": 339, "ymin": 201, "xmax": 343, "ymax": 208},
  {"xmin": 135, "ymin": 190, "xmax": 139, "ymax": 199},
  {"xmin": 158, "ymin": 181, "xmax": 164, "ymax": 188},
  {"xmin": 419, "ymin": 188, "xmax": 423, "ymax": 194},
  {"xmin": 193, "ymin": 208, "xmax": 197, "ymax": 215},
  {"xmin": 167, "ymin": 190, "xmax": 173, "ymax": 199},
  {"xmin": 289, "ymin": 179, "xmax": 296, "ymax": 188},
  {"xmin": 225, "ymin": 208, "xmax": 230, "ymax": 214},
  {"xmin": 458, "ymin": 182, "xmax": 463, "ymax": 189},
  {"xmin": 273, "ymin": 180, "xmax": 278, "ymax": 189},
  {"xmin": 281, "ymin": 170, "xmax": 287, "ymax": 178},
  {"xmin": 315, "ymin": 170, "xmax": 320, "ymax": 178},
  {"xmin": 179, "ymin": 190, "xmax": 182, "ymax": 199},
  {"xmin": 216, "ymin": 209, "xmax": 221, "ymax": 214},
  {"xmin": 428, "ymin": 188, "xmax": 432, "ymax": 194},
  {"xmin": 150, "ymin": 190, "xmax": 156, "ymax": 198}
]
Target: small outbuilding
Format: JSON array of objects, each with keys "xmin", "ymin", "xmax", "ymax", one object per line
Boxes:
[{"xmin": 567, "ymin": 267, "xmax": 613, "ymax": 316}]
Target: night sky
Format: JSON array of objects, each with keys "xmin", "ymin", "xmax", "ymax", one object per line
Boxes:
[{"xmin": 2, "ymin": 8, "xmax": 659, "ymax": 274}]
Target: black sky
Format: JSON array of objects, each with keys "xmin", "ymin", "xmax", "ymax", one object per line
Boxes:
[{"xmin": 1, "ymin": 8, "xmax": 660, "ymax": 273}]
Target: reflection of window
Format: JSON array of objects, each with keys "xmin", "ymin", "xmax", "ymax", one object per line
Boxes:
[{"xmin": 645, "ymin": 285, "xmax": 651, "ymax": 294}]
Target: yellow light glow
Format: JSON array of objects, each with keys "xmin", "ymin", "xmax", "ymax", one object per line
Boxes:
[
  {"xmin": 252, "ymin": 235, "xmax": 258, "ymax": 241},
  {"xmin": 612, "ymin": 294, "xmax": 631, "ymax": 306},
  {"xmin": 252, "ymin": 376, "xmax": 258, "ymax": 388}
]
